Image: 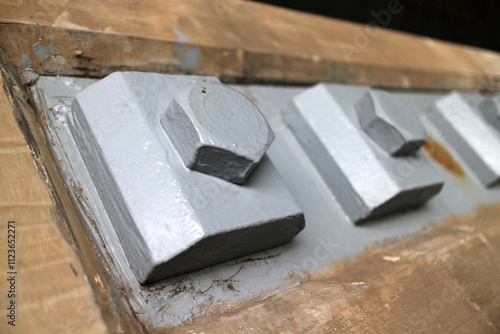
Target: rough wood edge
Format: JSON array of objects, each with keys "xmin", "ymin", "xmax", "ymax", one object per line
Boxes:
[
  {"xmin": 0, "ymin": 19, "xmax": 499, "ymax": 91},
  {"xmin": 0, "ymin": 48, "xmax": 144, "ymax": 334}
]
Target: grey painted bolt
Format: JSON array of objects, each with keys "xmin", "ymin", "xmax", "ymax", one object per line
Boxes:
[
  {"xmin": 355, "ymin": 90, "xmax": 427, "ymax": 156},
  {"xmin": 479, "ymin": 96, "xmax": 500, "ymax": 132},
  {"xmin": 429, "ymin": 92, "xmax": 500, "ymax": 187},
  {"xmin": 284, "ymin": 84, "xmax": 443, "ymax": 224},
  {"xmin": 161, "ymin": 79, "xmax": 274, "ymax": 184}
]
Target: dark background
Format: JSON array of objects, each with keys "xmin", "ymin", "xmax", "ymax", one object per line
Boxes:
[{"xmin": 252, "ymin": 0, "xmax": 500, "ymax": 52}]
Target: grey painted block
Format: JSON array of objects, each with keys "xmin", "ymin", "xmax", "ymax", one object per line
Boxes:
[
  {"xmin": 70, "ymin": 72, "xmax": 304, "ymax": 284},
  {"xmin": 429, "ymin": 92, "xmax": 500, "ymax": 187},
  {"xmin": 284, "ymin": 84, "xmax": 444, "ymax": 223},
  {"xmin": 479, "ymin": 96, "xmax": 500, "ymax": 133}
]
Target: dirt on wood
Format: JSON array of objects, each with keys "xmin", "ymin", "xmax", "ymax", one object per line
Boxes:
[{"xmin": 168, "ymin": 204, "xmax": 500, "ymax": 333}]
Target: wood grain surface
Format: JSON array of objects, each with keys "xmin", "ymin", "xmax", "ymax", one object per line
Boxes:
[
  {"xmin": 0, "ymin": 50, "xmax": 109, "ymax": 334},
  {"xmin": 1, "ymin": 0, "xmax": 500, "ymax": 90}
]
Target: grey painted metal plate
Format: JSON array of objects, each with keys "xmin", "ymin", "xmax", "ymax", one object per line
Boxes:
[
  {"xmin": 429, "ymin": 92, "xmax": 500, "ymax": 187},
  {"xmin": 32, "ymin": 75, "xmax": 500, "ymax": 328},
  {"xmin": 69, "ymin": 72, "xmax": 303, "ymax": 284}
]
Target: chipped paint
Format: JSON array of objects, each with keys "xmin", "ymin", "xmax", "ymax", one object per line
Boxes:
[
  {"xmin": 21, "ymin": 52, "xmax": 32, "ymax": 68},
  {"xmin": 170, "ymin": 27, "xmax": 200, "ymax": 70},
  {"xmin": 171, "ymin": 26, "xmax": 191, "ymax": 43},
  {"xmin": 33, "ymin": 42, "xmax": 58, "ymax": 61},
  {"xmin": 181, "ymin": 47, "xmax": 200, "ymax": 70}
]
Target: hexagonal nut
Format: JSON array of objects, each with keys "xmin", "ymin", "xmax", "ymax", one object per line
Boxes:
[
  {"xmin": 284, "ymin": 84, "xmax": 443, "ymax": 224},
  {"xmin": 355, "ymin": 90, "xmax": 427, "ymax": 156},
  {"xmin": 160, "ymin": 79, "xmax": 275, "ymax": 184},
  {"xmin": 479, "ymin": 96, "xmax": 500, "ymax": 132}
]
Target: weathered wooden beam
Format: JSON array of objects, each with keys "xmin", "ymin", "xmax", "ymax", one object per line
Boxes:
[
  {"xmin": 0, "ymin": 48, "xmax": 134, "ymax": 334},
  {"xmin": 1, "ymin": 0, "xmax": 499, "ymax": 90}
]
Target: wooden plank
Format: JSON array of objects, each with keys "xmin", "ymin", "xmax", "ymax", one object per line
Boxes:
[
  {"xmin": 0, "ymin": 51, "xmax": 108, "ymax": 334},
  {"xmin": 0, "ymin": 49, "xmax": 149, "ymax": 334},
  {"xmin": 1, "ymin": 0, "xmax": 500, "ymax": 90}
]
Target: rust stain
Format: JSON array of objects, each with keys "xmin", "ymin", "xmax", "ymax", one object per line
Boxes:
[{"xmin": 423, "ymin": 136, "xmax": 466, "ymax": 177}]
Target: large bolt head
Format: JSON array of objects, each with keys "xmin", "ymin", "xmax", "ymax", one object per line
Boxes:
[
  {"xmin": 479, "ymin": 96, "xmax": 500, "ymax": 132},
  {"xmin": 160, "ymin": 79, "xmax": 274, "ymax": 184},
  {"xmin": 355, "ymin": 90, "xmax": 427, "ymax": 156}
]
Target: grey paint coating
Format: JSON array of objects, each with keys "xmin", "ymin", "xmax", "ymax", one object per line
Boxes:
[
  {"xmin": 356, "ymin": 89, "xmax": 427, "ymax": 156},
  {"xmin": 479, "ymin": 96, "xmax": 500, "ymax": 132},
  {"xmin": 32, "ymin": 76, "xmax": 500, "ymax": 328},
  {"xmin": 160, "ymin": 79, "xmax": 274, "ymax": 184},
  {"xmin": 170, "ymin": 27, "xmax": 200, "ymax": 70},
  {"xmin": 180, "ymin": 47, "xmax": 201, "ymax": 70},
  {"xmin": 284, "ymin": 84, "xmax": 443, "ymax": 223},
  {"xmin": 70, "ymin": 72, "xmax": 303, "ymax": 284},
  {"xmin": 33, "ymin": 41, "xmax": 58, "ymax": 60},
  {"xmin": 171, "ymin": 26, "xmax": 191, "ymax": 43},
  {"xmin": 21, "ymin": 52, "xmax": 32, "ymax": 68},
  {"xmin": 429, "ymin": 92, "xmax": 500, "ymax": 187}
]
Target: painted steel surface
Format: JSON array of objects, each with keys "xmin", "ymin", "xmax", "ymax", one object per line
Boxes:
[
  {"xmin": 429, "ymin": 92, "xmax": 500, "ymax": 187},
  {"xmin": 70, "ymin": 72, "xmax": 304, "ymax": 284},
  {"xmin": 284, "ymin": 84, "xmax": 443, "ymax": 223},
  {"xmin": 32, "ymin": 76, "xmax": 500, "ymax": 327}
]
